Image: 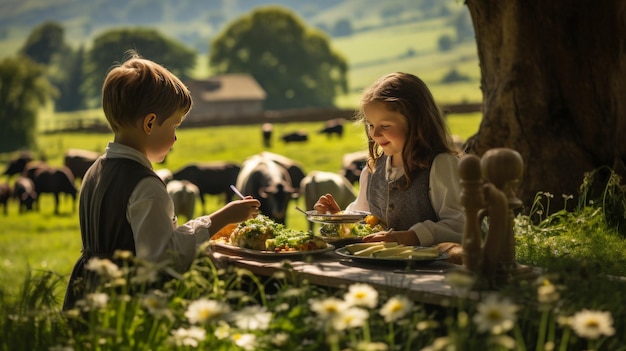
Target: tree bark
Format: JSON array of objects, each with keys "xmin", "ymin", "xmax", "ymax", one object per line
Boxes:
[{"xmin": 464, "ymin": 0, "xmax": 626, "ymax": 212}]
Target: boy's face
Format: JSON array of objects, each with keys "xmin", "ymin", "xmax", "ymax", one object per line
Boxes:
[{"xmin": 145, "ymin": 111, "xmax": 185, "ymax": 163}]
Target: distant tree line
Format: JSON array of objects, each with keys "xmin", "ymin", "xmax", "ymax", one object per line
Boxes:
[{"xmin": 0, "ymin": 4, "xmax": 472, "ymax": 153}]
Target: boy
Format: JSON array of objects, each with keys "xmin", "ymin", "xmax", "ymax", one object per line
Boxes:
[{"xmin": 63, "ymin": 53, "xmax": 260, "ymax": 310}]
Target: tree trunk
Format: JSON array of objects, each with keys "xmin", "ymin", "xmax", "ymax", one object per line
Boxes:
[{"xmin": 464, "ymin": 0, "xmax": 626, "ymax": 212}]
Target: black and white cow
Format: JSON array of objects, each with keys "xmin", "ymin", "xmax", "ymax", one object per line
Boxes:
[
  {"xmin": 236, "ymin": 154, "xmax": 297, "ymax": 225},
  {"xmin": 340, "ymin": 150, "xmax": 368, "ymax": 184}
]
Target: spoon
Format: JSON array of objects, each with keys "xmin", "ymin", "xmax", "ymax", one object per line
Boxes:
[
  {"xmin": 294, "ymin": 206, "xmax": 309, "ymax": 215},
  {"xmin": 230, "ymin": 185, "xmax": 245, "ymax": 199}
]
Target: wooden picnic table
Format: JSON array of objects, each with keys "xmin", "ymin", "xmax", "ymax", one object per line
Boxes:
[{"xmin": 210, "ymin": 245, "xmax": 472, "ymax": 306}]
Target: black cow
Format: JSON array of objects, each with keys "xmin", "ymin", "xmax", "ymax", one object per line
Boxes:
[
  {"xmin": 64, "ymin": 148, "xmax": 101, "ymax": 181},
  {"xmin": 262, "ymin": 123, "xmax": 273, "ymax": 148},
  {"xmin": 13, "ymin": 177, "xmax": 37, "ymax": 213},
  {"xmin": 172, "ymin": 162, "xmax": 241, "ymax": 212},
  {"xmin": 32, "ymin": 166, "xmax": 78, "ymax": 215},
  {"xmin": 318, "ymin": 119, "xmax": 345, "ymax": 138},
  {"xmin": 340, "ymin": 150, "xmax": 368, "ymax": 184},
  {"xmin": 236, "ymin": 154, "xmax": 297, "ymax": 225},
  {"xmin": 0, "ymin": 183, "xmax": 10, "ymax": 215},
  {"xmin": 281, "ymin": 131, "xmax": 308, "ymax": 143},
  {"xmin": 3, "ymin": 151, "xmax": 33, "ymax": 177}
]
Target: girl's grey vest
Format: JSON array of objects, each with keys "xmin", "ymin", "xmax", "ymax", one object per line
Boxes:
[{"xmin": 367, "ymin": 155, "xmax": 438, "ymax": 230}]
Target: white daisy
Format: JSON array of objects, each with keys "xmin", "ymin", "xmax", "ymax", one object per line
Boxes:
[
  {"xmin": 309, "ymin": 297, "xmax": 347, "ymax": 319},
  {"xmin": 232, "ymin": 332, "xmax": 257, "ymax": 350},
  {"xmin": 86, "ymin": 292, "xmax": 109, "ymax": 309},
  {"xmin": 344, "ymin": 283, "xmax": 379, "ymax": 308},
  {"xmin": 184, "ymin": 298, "xmax": 231, "ymax": 324},
  {"xmin": 169, "ymin": 326, "xmax": 206, "ymax": 347},
  {"xmin": 84, "ymin": 257, "xmax": 122, "ymax": 279},
  {"xmin": 380, "ymin": 295, "xmax": 413, "ymax": 323},
  {"xmin": 537, "ymin": 279, "xmax": 560, "ymax": 304},
  {"xmin": 331, "ymin": 306, "xmax": 369, "ymax": 331},
  {"xmin": 141, "ymin": 290, "xmax": 172, "ymax": 319},
  {"xmin": 232, "ymin": 305, "xmax": 272, "ymax": 331},
  {"xmin": 214, "ymin": 321, "xmax": 231, "ymax": 339},
  {"xmin": 472, "ymin": 293, "xmax": 518, "ymax": 334},
  {"xmin": 570, "ymin": 309, "xmax": 615, "ymax": 340}
]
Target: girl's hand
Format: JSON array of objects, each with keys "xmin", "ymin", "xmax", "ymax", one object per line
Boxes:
[
  {"xmin": 362, "ymin": 230, "xmax": 420, "ymax": 246},
  {"xmin": 212, "ymin": 197, "xmax": 260, "ymax": 228},
  {"xmin": 313, "ymin": 193, "xmax": 341, "ymax": 214}
]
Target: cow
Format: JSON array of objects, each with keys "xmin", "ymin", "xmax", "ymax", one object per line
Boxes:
[
  {"xmin": 259, "ymin": 151, "xmax": 306, "ymax": 199},
  {"xmin": 2, "ymin": 151, "xmax": 33, "ymax": 177},
  {"xmin": 13, "ymin": 177, "xmax": 37, "ymax": 213},
  {"xmin": 236, "ymin": 154, "xmax": 297, "ymax": 225},
  {"xmin": 281, "ymin": 131, "xmax": 308, "ymax": 143},
  {"xmin": 172, "ymin": 162, "xmax": 241, "ymax": 212},
  {"xmin": 340, "ymin": 150, "xmax": 369, "ymax": 184},
  {"xmin": 318, "ymin": 118, "xmax": 345, "ymax": 138},
  {"xmin": 32, "ymin": 165, "xmax": 78, "ymax": 215},
  {"xmin": 261, "ymin": 123, "xmax": 273, "ymax": 148},
  {"xmin": 155, "ymin": 168, "xmax": 174, "ymax": 183},
  {"xmin": 167, "ymin": 180, "xmax": 199, "ymax": 222},
  {"xmin": 64, "ymin": 148, "xmax": 101, "ymax": 181},
  {"xmin": 300, "ymin": 171, "xmax": 357, "ymax": 231},
  {"xmin": 0, "ymin": 182, "xmax": 10, "ymax": 215}
]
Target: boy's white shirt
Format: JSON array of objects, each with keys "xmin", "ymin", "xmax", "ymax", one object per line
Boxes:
[
  {"xmin": 100, "ymin": 142, "xmax": 212, "ymax": 271},
  {"xmin": 346, "ymin": 153, "xmax": 464, "ymax": 246}
]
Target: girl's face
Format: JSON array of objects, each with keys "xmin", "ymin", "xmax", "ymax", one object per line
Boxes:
[
  {"xmin": 364, "ymin": 101, "xmax": 408, "ymax": 167},
  {"xmin": 146, "ymin": 111, "xmax": 185, "ymax": 163}
]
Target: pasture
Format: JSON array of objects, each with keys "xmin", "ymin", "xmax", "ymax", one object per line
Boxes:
[{"xmin": 0, "ymin": 113, "xmax": 481, "ymax": 296}]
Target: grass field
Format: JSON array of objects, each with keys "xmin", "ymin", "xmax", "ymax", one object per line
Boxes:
[{"xmin": 0, "ymin": 115, "xmax": 480, "ymax": 297}]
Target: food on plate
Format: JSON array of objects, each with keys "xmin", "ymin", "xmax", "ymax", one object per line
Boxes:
[
  {"xmin": 344, "ymin": 243, "xmax": 440, "ymax": 259},
  {"xmin": 319, "ymin": 215, "xmax": 385, "ymax": 239},
  {"xmin": 214, "ymin": 215, "xmax": 328, "ymax": 252}
]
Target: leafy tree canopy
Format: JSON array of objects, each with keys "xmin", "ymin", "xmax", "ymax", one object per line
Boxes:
[
  {"xmin": 209, "ymin": 6, "xmax": 348, "ymax": 110},
  {"xmin": 19, "ymin": 21, "xmax": 68, "ymax": 65},
  {"xmin": 85, "ymin": 28, "xmax": 197, "ymax": 107},
  {"xmin": 0, "ymin": 57, "xmax": 56, "ymax": 153}
]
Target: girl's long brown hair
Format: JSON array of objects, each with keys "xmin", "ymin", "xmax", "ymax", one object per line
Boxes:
[{"xmin": 358, "ymin": 72, "xmax": 456, "ymax": 186}]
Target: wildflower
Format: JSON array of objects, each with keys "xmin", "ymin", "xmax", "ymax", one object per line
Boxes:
[
  {"xmin": 380, "ymin": 295, "xmax": 413, "ymax": 322},
  {"xmin": 185, "ymin": 298, "xmax": 231, "ymax": 324},
  {"xmin": 271, "ymin": 332, "xmax": 290, "ymax": 346},
  {"xmin": 537, "ymin": 280, "xmax": 560, "ymax": 304},
  {"xmin": 232, "ymin": 305, "xmax": 272, "ymax": 331},
  {"xmin": 309, "ymin": 297, "xmax": 347, "ymax": 319},
  {"xmin": 232, "ymin": 332, "xmax": 257, "ymax": 350},
  {"xmin": 169, "ymin": 326, "xmax": 206, "ymax": 347},
  {"xmin": 420, "ymin": 336, "xmax": 452, "ymax": 351},
  {"xmin": 473, "ymin": 293, "xmax": 518, "ymax": 334},
  {"xmin": 141, "ymin": 290, "xmax": 172, "ymax": 319},
  {"xmin": 355, "ymin": 341, "xmax": 389, "ymax": 351},
  {"xmin": 332, "ymin": 306, "xmax": 369, "ymax": 330},
  {"xmin": 130, "ymin": 264, "xmax": 159, "ymax": 285},
  {"xmin": 416, "ymin": 320, "xmax": 439, "ymax": 332},
  {"xmin": 444, "ymin": 271, "xmax": 476, "ymax": 297},
  {"xmin": 570, "ymin": 309, "xmax": 615, "ymax": 340},
  {"xmin": 84, "ymin": 257, "xmax": 122, "ymax": 279},
  {"xmin": 85, "ymin": 292, "xmax": 109, "ymax": 309},
  {"xmin": 488, "ymin": 334, "xmax": 516, "ymax": 349},
  {"xmin": 113, "ymin": 250, "xmax": 133, "ymax": 260},
  {"xmin": 214, "ymin": 321, "xmax": 231, "ymax": 339},
  {"xmin": 344, "ymin": 283, "xmax": 379, "ymax": 308}
]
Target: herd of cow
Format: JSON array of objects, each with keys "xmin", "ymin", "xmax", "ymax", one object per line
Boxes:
[{"xmin": 1, "ymin": 148, "xmax": 369, "ymax": 229}]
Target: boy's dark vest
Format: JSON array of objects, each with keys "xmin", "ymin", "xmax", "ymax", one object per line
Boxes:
[
  {"xmin": 63, "ymin": 157, "xmax": 160, "ymax": 310},
  {"xmin": 367, "ymin": 156, "xmax": 438, "ymax": 231}
]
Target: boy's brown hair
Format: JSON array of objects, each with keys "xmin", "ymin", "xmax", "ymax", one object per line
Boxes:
[{"xmin": 102, "ymin": 52, "xmax": 193, "ymax": 133}]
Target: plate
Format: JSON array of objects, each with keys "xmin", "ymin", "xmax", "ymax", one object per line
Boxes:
[
  {"xmin": 211, "ymin": 242, "xmax": 335, "ymax": 258},
  {"xmin": 335, "ymin": 247, "xmax": 449, "ymax": 266},
  {"xmin": 305, "ymin": 210, "xmax": 370, "ymax": 224}
]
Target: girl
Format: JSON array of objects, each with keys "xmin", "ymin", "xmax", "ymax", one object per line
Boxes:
[{"xmin": 315, "ymin": 72, "xmax": 464, "ymax": 246}]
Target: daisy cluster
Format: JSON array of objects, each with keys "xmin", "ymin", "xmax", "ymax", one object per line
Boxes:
[{"xmin": 43, "ymin": 251, "xmax": 620, "ymax": 351}]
